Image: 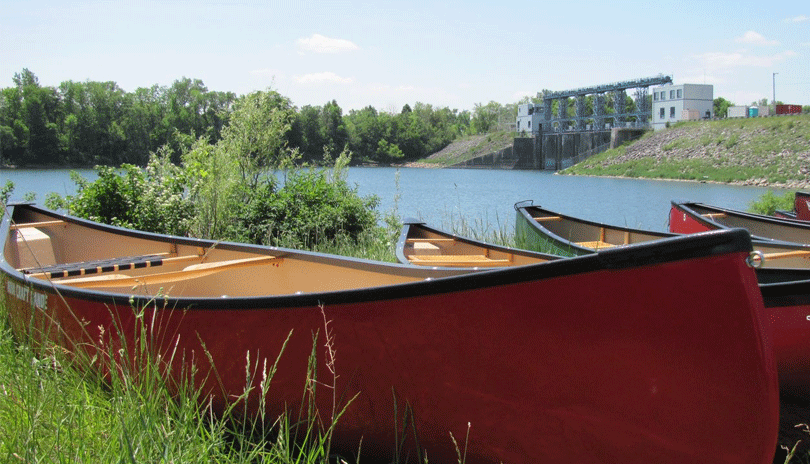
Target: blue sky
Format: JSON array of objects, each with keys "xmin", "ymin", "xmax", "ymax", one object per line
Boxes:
[{"xmin": 1, "ymin": 0, "xmax": 808, "ymax": 112}]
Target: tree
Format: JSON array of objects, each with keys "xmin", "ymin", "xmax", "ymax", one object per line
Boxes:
[
  {"xmin": 218, "ymin": 89, "xmax": 296, "ymax": 187},
  {"xmin": 11, "ymin": 69, "xmax": 63, "ymax": 165},
  {"xmin": 713, "ymin": 97, "xmax": 733, "ymax": 118},
  {"xmin": 320, "ymin": 100, "xmax": 348, "ymax": 156}
]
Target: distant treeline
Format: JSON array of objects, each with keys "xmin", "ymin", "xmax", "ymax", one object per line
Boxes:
[{"xmin": 0, "ymin": 69, "xmax": 519, "ymax": 167}]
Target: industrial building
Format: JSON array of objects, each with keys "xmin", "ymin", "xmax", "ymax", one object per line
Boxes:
[{"xmin": 651, "ymin": 83, "xmax": 714, "ymax": 130}]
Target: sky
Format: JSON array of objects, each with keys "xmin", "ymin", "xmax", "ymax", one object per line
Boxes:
[{"xmin": 1, "ymin": 0, "xmax": 808, "ymax": 113}]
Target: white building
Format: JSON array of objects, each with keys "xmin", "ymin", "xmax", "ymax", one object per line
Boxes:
[
  {"xmin": 651, "ymin": 84, "xmax": 713, "ymax": 130},
  {"xmin": 516, "ymin": 103, "xmax": 543, "ymax": 136}
]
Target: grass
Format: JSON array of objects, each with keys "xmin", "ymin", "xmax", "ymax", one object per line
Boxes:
[{"xmin": 0, "ymin": 285, "xmax": 363, "ymax": 463}]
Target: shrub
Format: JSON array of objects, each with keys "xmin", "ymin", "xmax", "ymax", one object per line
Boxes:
[
  {"xmin": 228, "ymin": 166, "xmax": 380, "ymax": 248},
  {"xmin": 45, "ymin": 149, "xmax": 194, "ymax": 236},
  {"xmin": 749, "ymin": 190, "xmax": 795, "ymax": 215}
]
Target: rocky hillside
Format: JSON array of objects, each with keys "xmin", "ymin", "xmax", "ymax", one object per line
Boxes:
[
  {"xmin": 402, "ymin": 132, "xmax": 513, "ymax": 168},
  {"xmin": 563, "ymin": 115, "xmax": 810, "ymax": 188}
]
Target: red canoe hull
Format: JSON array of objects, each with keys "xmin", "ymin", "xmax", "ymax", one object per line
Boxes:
[{"xmin": 3, "ymin": 251, "xmax": 777, "ymax": 464}]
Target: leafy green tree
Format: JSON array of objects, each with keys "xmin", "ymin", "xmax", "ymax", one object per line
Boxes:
[
  {"xmin": 219, "ymin": 89, "xmax": 296, "ymax": 187},
  {"xmin": 320, "ymin": 100, "xmax": 348, "ymax": 155},
  {"xmin": 58, "ymin": 80, "xmax": 128, "ymax": 165},
  {"xmin": 5, "ymin": 69, "xmax": 63, "ymax": 165},
  {"xmin": 293, "ymin": 105, "xmax": 326, "ymax": 163},
  {"xmin": 714, "ymin": 97, "xmax": 733, "ymax": 118}
]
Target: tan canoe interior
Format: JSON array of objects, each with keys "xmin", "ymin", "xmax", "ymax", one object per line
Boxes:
[
  {"xmin": 6, "ymin": 210, "xmax": 463, "ymax": 298},
  {"xmin": 402, "ymin": 228, "xmax": 552, "ymax": 267},
  {"xmin": 530, "ymin": 213, "xmax": 667, "ymax": 250}
]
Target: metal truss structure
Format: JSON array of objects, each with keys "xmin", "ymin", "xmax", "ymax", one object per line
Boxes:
[{"xmin": 538, "ymin": 75, "xmax": 672, "ymax": 132}]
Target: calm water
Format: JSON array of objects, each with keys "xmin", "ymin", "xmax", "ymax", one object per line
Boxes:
[{"xmin": 1, "ymin": 167, "xmax": 787, "ymax": 233}]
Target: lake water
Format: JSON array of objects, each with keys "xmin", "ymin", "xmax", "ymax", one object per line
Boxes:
[{"xmin": 0, "ymin": 167, "xmax": 787, "ymax": 234}]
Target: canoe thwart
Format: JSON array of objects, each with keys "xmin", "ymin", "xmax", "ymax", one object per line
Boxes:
[
  {"xmin": 701, "ymin": 213, "xmax": 728, "ymax": 219},
  {"xmin": 407, "ymin": 254, "xmax": 510, "ymax": 267},
  {"xmin": 762, "ymin": 250, "xmax": 810, "ymax": 261},
  {"xmin": 533, "ymin": 216, "xmax": 562, "ymax": 222},
  {"xmin": 10, "ymin": 220, "xmax": 67, "ymax": 230},
  {"xmin": 406, "ymin": 238, "xmax": 455, "ymax": 243},
  {"xmin": 576, "ymin": 240, "xmax": 616, "ymax": 249}
]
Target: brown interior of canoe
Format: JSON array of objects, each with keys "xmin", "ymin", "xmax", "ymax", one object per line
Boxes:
[
  {"xmin": 5, "ymin": 210, "xmax": 463, "ymax": 298},
  {"xmin": 691, "ymin": 203, "xmax": 810, "ymax": 245},
  {"xmin": 403, "ymin": 227, "xmax": 550, "ymax": 267},
  {"xmin": 530, "ymin": 210, "xmax": 668, "ymax": 250}
]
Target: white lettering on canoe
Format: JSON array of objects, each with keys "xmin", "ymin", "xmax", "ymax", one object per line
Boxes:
[{"xmin": 6, "ymin": 280, "xmax": 47, "ymax": 310}]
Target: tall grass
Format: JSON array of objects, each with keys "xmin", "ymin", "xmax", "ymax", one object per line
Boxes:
[{"xmin": 0, "ymin": 285, "xmax": 359, "ymax": 463}]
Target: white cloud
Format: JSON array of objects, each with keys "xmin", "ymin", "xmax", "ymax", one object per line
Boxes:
[
  {"xmin": 297, "ymin": 34, "xmax": 359, "ymax": 54},
  {"xmin": 694, "ymin": 50, "xmax": 796, "ymax": 69},
  {"xmin": 735, "ymin": 31, "xmax": 779, "ymax": 46},
  {"xmin": 785, "ymin": 15, "xmax": 810, "ymax": 23},
  {"xmin": 295, "ymin": 72, "xmax": 353, "ymax": 84}
]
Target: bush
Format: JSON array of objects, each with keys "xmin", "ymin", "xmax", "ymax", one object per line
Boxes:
[
  {"xmin": 748, "ymin": 190, "xmax": 795, "ymax": 215},
  {"xmin": 48, "ymin": 149, "xmax": 383, "ymax": 250},
  {"xmin": 228, "ymin": 167, "xmax": 380, "ymax": 248},
  {"xmin": 45, "ymin": 149, "xmax": 194, "ymax": 237}
]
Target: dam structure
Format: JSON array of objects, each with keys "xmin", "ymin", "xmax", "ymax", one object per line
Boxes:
[{"xmin": 513, "ymin": 75, "xmax": 673, "ymax": 170}]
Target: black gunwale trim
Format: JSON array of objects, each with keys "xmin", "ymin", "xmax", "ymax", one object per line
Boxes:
[{"xmin": 2, "ymin": 203, "xmax": 754, "ymax": 311}]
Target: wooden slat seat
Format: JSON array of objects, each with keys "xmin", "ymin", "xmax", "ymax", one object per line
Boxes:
[
  {"xmin": 10, "ymin": 220, "xmax": 67, "ymax": 230},
  {"xmin": 22, "ymin": 253, "xmax": 204, "ymax": 279},
  {"xmin": 702, "ymin": 213, "xmax": 727, "ymax": 219},
  {"xmin": 62, "ymin": 256, "xmax": 282, "ymax": 288},
  {"xmin": 407, "ymin": 254, "xmax": 510, "ymax": 267},
  {"xmin": 576, "ymin": 240, "xmax": 616, "ymax": 250}
]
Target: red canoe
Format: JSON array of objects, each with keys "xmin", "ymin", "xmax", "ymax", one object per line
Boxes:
[
  {"xmin": 1, "ymin": 203, "xmax": 778, "ymax": 464},
  {"xmin": 669, "ymin": 200, "xmax": 810, "ymax": 245}
]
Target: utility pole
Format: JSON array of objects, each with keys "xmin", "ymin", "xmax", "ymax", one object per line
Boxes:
[{"xmin": 773, "ymin": 72, "xmax": 778, "ymax": 105}]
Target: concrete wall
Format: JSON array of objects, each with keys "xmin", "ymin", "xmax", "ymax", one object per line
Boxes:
[{"xmin": 463, "ymin": 130, "xmax": 622, "ymax": 170}]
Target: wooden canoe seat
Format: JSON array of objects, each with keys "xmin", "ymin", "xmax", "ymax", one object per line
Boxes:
[
  {"xmin": 10, "ymin": 220, "xmax": 67, "ymax": 230},
  {"xmin": 534, "ymin": 216, "xmax": 562, "ymax": 222},
  {"xmin": 576, "ymin": 240, "xmax": 616, "ymax": 250},
  {"xmin": 406, "ymin": 238, "xmax": 455, "ymax": 243},
  {"xmin": 702, "ymin": 213, "xmax": 727, "ymax": 219},
  {"xmin": 59, "ymin": 255, "xmax": 282, "ymax": 289},
  {"xmin": 407, "ymin": 254, "xmax": 510, "ymax": 267},
  {"xmin": 22, "ymin": 253, "xmax": 205, "ymax": 279}
]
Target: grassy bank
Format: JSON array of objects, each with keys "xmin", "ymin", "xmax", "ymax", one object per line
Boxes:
[{"xmin": 561, "ymin": 115, "xmax": 810, "ymax": 188}]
